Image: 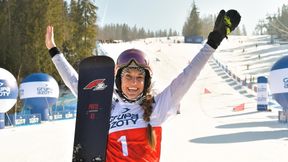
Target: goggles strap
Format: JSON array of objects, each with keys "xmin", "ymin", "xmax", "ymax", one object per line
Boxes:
[{"xmin": 119, "ymin": 59, "xmax": 147, "ymax": 69}]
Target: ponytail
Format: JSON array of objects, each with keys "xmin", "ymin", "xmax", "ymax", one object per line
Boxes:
[{"xmin": 147, "ymin": 123, "xmax": 156, "ymax": 149}]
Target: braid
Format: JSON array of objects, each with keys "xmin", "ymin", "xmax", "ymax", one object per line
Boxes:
[
  {"xmin": 141, "ymin": 92, "xmax": 156, "ymax": 149},
  {"xmin": 142, "ymin": 94, "xmax": 153, "ymax": 122}
]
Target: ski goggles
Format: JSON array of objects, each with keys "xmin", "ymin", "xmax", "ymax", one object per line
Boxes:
[{"xmin": 116, "ymin": 49, "xmax": 149, "ymax": 68}]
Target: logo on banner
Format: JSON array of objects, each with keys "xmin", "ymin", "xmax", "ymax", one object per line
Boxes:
[
  {"xmin": 84, "ymin": 79, "xmax": 107, "ymax": 91},
  {"xmin": 0, "ymin": 82, "xmax": 10, "ymax": 97},
  {"xmin": 37, "ymin": 84, "xmax": 53, "ymax": 95},
  {"xmin": 283, "ymin": 78, "xmax": 288, "ymax": 88}
]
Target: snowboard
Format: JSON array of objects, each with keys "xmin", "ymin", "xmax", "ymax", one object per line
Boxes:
[{"xmin": 73, "ymin": 55, "xmax": 115, "ymax": 162}]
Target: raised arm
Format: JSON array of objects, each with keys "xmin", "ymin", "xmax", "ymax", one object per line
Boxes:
[
  {"xmin": 154, "ymin": 10, "xmax": 241, "ymax": 120},
  {"xmin": 45, "ymin": 26, "xmax": 79, "ymax": 97}
]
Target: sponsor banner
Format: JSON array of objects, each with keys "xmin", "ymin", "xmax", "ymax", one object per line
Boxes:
[
  {"xmin": 28, "ymin": 114, "xmax": 41, "ymax": 125},
  {"xmin": 50, "ymin": 111, "xmax": 76, "ymax": 120},
  {"xmin": 257, "ymin": 83, "xmax": 268, "ymax": 105},
  {"xmin": 64, "ymin": 111, "xmax": 75, "ymax": 119},
  {"xmin": 53, "ymin": 112, "xmax": 64, "ymax": 120},
  {"xmin": 269, "ymin": 69, "xmax": 288, "ymax": 94},
  {"xmin": 15, "ymin": 116, "xmax": 26, "ymax": 126},
  {"xmin": 257, "ymin": 104, "xmax": 268, "ymax": 111},
  {"xmin": 20, "ymin": 81, "xmax": 59, "ymax": 99},
  {"xmin": 14, "ymin": 114, "xmax": 41, "ymax": 126}
]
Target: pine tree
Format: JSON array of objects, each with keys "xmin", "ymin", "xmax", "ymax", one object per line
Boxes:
[
  {"xmin": 65, "ymin": 0, "xmax": 98, "ymax": 69},
  {"xmin": 182, "ymin": 1, "xmax": 202, "ymax": 36},
  {"xmin": 121, "ymin": 23, "xmax": 129, "ymax": 41},
  {"xmin": 80, "ymin": 0, "xmax": 97, "ymax": 54}
]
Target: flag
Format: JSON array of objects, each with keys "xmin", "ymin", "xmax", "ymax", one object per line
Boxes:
[
  {"xmin": 233, "ymin": 103, "xmax": 245, "ymax": 111},
  {"xmin": 204, "ymin": 88, "xmax": 211, "ymax": 94}
]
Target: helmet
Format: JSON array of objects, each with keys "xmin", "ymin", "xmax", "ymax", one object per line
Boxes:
[
  {"xmin": 115, "ymin": 49, "xmax": 152, "ymax": 95},
  {"xmin": 115, "ymin": 49, "xmax": 152, "ymax": 74}
]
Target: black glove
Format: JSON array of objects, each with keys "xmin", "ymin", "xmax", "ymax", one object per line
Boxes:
[
  {"xmin": 49, "ymin": 47, "xmax": 61, "ymax": 58},
  {"xmin": 207, "ymin": 9, "xmax": 241, "ymax": 49}
]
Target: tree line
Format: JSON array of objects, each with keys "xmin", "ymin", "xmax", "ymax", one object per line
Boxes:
[
  {"xmin": 98, "ymin": 1, "xmax": 247, "ymax": 43},
  {"xmin": 97, "ymin": 24, "xmax": 179, "ymax": 42}
]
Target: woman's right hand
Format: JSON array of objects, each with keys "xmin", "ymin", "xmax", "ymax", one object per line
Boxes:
[{"xmin": 45, "ymin": 25, "xmax": 56, "ymax": 50}]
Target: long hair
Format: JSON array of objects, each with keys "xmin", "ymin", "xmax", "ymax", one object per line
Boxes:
[
  {"xmin": 140, "ymin": 87, "xmax": 156, "ymax": 149},
  {"xmin": 116, "ymin": 62, "xmax": 156, "ymax": 149}
]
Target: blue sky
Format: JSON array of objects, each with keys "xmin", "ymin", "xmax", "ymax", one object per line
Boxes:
[{"xmin": 94, "ymin": 0, "xmax": 287, "ymax": 35}]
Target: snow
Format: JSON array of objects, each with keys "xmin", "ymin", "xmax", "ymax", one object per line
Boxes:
[{"xmin": 1, "ymin": 35, "xmax": 288, "ymax": 162}]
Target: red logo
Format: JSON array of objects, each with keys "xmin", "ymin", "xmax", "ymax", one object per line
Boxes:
[{"xmin": 84, "ymin": 79, "xmax": 107, "ymax": 91}]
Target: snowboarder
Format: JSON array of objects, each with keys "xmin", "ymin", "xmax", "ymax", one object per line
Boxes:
[{"xmin": 45, "ymin": 9, "xmax": 241, "ymax": 162}]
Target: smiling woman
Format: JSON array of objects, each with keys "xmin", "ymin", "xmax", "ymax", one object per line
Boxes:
[
  {"xmin": 115, "ymin": 48, "xmax": 152, "ymax": 102},
  {"xmin": 120, "ymin": 68, "xmax": 145, "ymax": 99},
  {"xmin": 45, "ymin": 8, "xmax": 240, "ymax": 161}
]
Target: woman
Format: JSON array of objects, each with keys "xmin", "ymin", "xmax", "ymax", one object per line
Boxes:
[{"xmin": 46, "ymin": 9, "xmax": 240, "ymax": 162}]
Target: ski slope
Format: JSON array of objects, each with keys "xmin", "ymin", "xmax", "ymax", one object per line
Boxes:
[{"xmin": 1, "ymin": 36, "xmax": 288, "ymax": 162}]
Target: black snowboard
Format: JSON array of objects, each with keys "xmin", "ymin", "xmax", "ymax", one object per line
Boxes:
[{"xmin": 73, "ymin": 55, "xmax": 114, "ymax": 162}]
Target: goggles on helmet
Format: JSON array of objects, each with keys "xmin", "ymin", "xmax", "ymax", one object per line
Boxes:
[
  {"xmin": 116, "ymin": 49, "xmax": 151, "ymax": 74},
  {"xmin": 117, "ymin": 49, "xmax": 148, "ymax": 66}
]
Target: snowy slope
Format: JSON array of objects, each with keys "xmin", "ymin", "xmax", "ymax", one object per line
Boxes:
[{"xmin": 1, "ymin": 35, "xmax": 288, "ymax": 162}]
